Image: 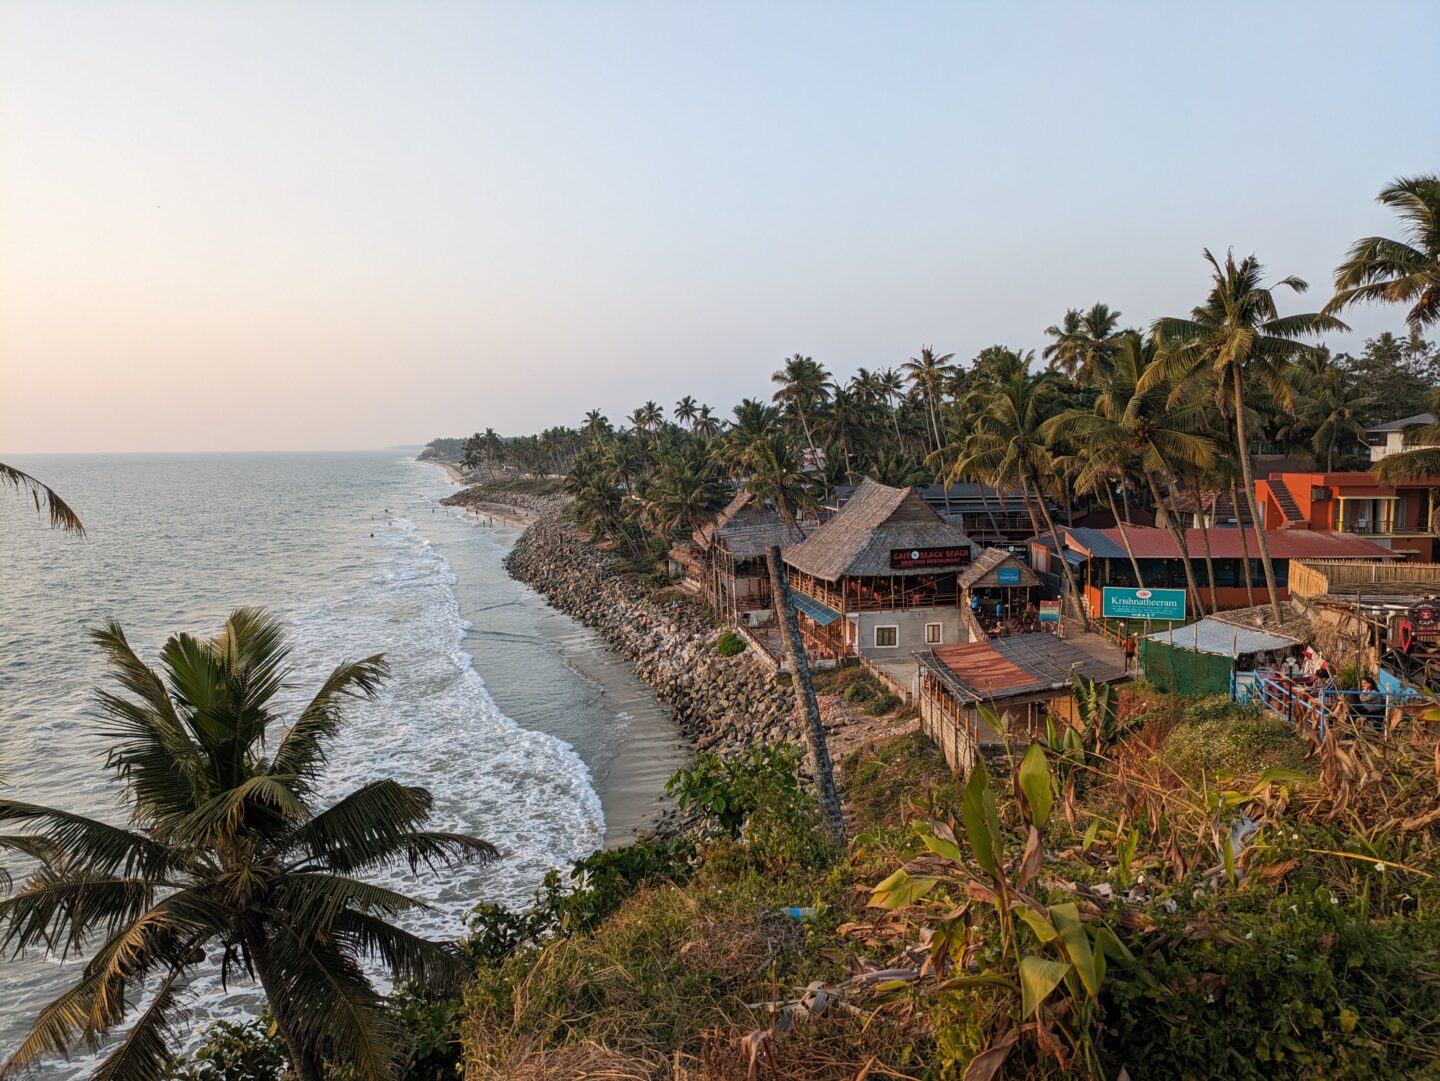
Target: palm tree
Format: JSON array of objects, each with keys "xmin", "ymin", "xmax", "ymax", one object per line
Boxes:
[
  {"xmin": 1373, "ymin": 388, "xmax": 1440, "ymax": 531},
  {"xmin": 901, "ymin": 346, "xmax": 955, "ymax": 454},
  {"xmin": 1326, "ymin": 174, "xmax": 1440, "ymax": 332},
  {"xmin": 743, "ymin": 433, "xmax": 816, "ymax": 536},
  {"xmin": 1306, "ymin": 367, "xmax": 1371, "ymax": 471},
  {"xmin": 643, "ymin": 458, "xmax": 727, "ymax": 538},
  {"xmin": 1149, "ymin": 249, "xmax": 1348, "ymax": 621},
  {"xmin": 0, "ymin": 609, "xmax": 494, "ymax": 1081},
  {"xmin": 1, "ymin": 463, "xmax": 84, "ymax": 535},
  {"xmin": 770, "ymin": 354, "xmax": 830, "ymax": 451},
  {"xmin": 582, "ymin": 409, "xmax": 611, "ymax": 442},
  {"xmin": 1043, "ymin": 303, "xmax": 1123, "ymax": 384},
  {"xmin": 944, "ymin": 368, "xmax": 1089, "ymax": 628},
  {"xmin": 693, "ymin": 404, "xmax": 721, "ymax": 440},
  {"xmin": 629, "ymin": 401, "xmax": 663, "ymax": 433},
  {"xmin": 674, "ymin": 395, "xmax": 699, "ymax": 431},
  {"xmin": 873, "ymin": 367, "xmax": 906, "ymax": 443},
  {"xmin": 1046, "ymin": 332, "xmax": 1220, "ymax": 616}
]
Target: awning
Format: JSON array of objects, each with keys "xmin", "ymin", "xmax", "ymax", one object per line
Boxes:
[
  {"xmin": 1061, "ymin": 550, "xmax": 1088, "ymax": 566},
  {"xmin": 792, "ymin": 594, "xmax": 842, "ymax": 627},
  {"xmin": 1145, "ymin": 618, "xmax": 1300, "ymax": 658}
]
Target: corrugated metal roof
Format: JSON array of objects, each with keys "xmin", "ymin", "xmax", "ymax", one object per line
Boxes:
[
  {"xmin": 1145, "ymin": 618, "xmax": 1301, "ymax": 657},
  {"xmin": 1062, "ymin": 525, "xmax": 1399, "ymax": 561},
  {"xmin": 792, "ymin": 593, "xmax": 841, "ymax": 627},
  {"xmin": 1366, "ymin": 412, "xmax": 1435, "ymax": 433},
  {"xmin": 920, "ymin": 632, "xmax": 1127, "ymax": 702}
]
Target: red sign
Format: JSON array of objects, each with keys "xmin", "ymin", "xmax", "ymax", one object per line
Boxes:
[{"xmin": 890, "ymin": 545, "xmax": 972, "ymax": 570}]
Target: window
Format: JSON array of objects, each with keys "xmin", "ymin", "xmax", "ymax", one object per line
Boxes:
[
  {"xmin": 925, "ymin": 622, "xmax": 943, "ymax": 644},
  {"xmin": 874, "ymin": 625, "xmax": 899, "ymax": 648}
]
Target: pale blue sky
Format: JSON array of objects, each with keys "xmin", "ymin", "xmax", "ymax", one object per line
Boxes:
[{"xmin": 2, "ymin": 2, "xmax": 1437, "ymax": 451}]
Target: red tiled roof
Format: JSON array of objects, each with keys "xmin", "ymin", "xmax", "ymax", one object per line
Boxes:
[{"xmin": 1063, "ymin": 526, "xmax": 1399, "ymax": 561}]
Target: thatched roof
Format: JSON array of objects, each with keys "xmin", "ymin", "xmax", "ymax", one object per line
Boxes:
[
  {"xmin": 783, "ymin": 478, "xmax": 974, "ymax": 581},
  {"xmin": 695, "ymin": 490, "xmax": 801, "ymax": 559},
  {"xmin": 958, "ymin": 547, "xmax": 1041, "ymax": 590}
]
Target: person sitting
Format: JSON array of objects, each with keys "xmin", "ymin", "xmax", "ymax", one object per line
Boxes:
[{"xmin": 1355, "ymin": 676, "xmax": 1386, "ymax": 729}]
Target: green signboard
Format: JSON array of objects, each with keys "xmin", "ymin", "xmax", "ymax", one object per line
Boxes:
[{"xmin": 1101, "ymin": 586, "xmax": 1186, "ymax": 621}]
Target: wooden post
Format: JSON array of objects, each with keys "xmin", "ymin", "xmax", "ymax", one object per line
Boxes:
[{"xmin": 766, "ymin": 545, "xmax": 847, "ymax": 845}]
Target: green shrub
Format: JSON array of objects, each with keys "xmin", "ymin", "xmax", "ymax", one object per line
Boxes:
[
  {"xmin": 467, "ymin": 836, "xmax": 693, "ymax": 964},
  {"xmin": 1161, "ymin": 704, "xmax": 1305, "ymax": 781},
  {"xmin": 865, "ymin": 691, "xmax": 902, "ymax": 716},
  {"xmin": 841, "ymin": 681, "xmax": 875, "ymax": 703},
  {"xmin": 166, "ymin": 1019, "xmax": 286, "ymax": 1081},
  {"xmin": 715, "ymin": 631, "xmax": 746, "ymax": 657},
  {"xmin": 665, "ymin": 744, "xmax": 804, "ymax": 837},
  {"xmin": 1104, "ymin": 891, "xmax": 1440, "ymax": 1079}
]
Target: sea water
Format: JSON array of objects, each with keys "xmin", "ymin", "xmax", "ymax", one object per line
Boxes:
[{"xmin": 0, "ymin": 451, "xmax": 684, "ymax": 1075}]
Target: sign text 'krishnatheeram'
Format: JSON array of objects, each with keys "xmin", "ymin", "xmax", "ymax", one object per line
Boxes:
[
  {"xmin": 1101, "ymin": 586, "xmax": 1187, "ymax": 621},
  {"xmin": 890, "ymin": 546, "xmax": 972, "ymax": 570}
]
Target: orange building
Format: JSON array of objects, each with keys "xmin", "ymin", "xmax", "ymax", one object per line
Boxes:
[{"xmin": 1254, "ymin": 472, "xmax": 1440, "ymax": 562}]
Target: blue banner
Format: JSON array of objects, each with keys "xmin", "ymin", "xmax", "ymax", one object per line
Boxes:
[{"xmin": 997, "ymin": 566, "xmax": 1022, "ymax": 585}]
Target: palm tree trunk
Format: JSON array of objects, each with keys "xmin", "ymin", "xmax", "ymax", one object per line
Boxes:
[
  {"xmin": 1146, "ymin": 471, "xmax": 1208, "ymax": 618},
  {"xmin": 1104, "ymin": 483, "xmax": 1145, "ymax": 586},
  {"xmin": 1196, "ymin": 498, "xmax": 1219, "ymax": 612},
  {"xmin": 247, "ymin": 928, "xmax": 324, "ymax": 1081},
  {"xmin": 1231, "ymin": 480, "xmax": 1257, "ymax": 609},
  {"xmin": 1232, "ymin": 367, "xmax": 1284, "ymax": 622},
  {"xmin": 1027, "ymin": 469, "xmax": 1088, "ymax": 630},
  {"xmin": 765, "ymin": 546, "xmax": 846, "ymax": 845}
]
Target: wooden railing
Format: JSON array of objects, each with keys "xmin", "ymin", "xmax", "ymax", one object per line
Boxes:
[{"xmin": 1289, "ymin": 559, "xmax": 1440, "ymax": 600}]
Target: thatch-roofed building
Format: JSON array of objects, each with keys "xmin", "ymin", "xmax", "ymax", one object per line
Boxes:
[
  {"xmin": 782, "ymin": 478, "xmax": 975, "ymax": 659},
  {"xmin": 671, "ymin": 491, "xmax": 803, "ymax": 623}
]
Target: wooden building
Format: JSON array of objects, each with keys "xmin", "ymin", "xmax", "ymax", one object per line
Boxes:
[
  {"xmin": 957, "ymin": 547, "xmax": 1043, "ymax": 636},
  {"xmin": 782, "ymin": 478, "xmax": 975, "ymax": 660},
  {"xmin": 916, "ymin": 632, "xmax": 1128, "ymax": 775},
  {"xmin": 670, "ymin": 492, "xmax": 802, "ymax": 623}
]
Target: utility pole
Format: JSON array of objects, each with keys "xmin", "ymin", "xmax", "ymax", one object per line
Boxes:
[{"xmin": 765, "ymin": 545, "xmax": 847, "ymax": 845}]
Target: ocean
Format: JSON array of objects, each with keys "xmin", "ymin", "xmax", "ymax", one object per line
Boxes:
[{"xmin": 0, "ymin": 451, "xmax": 685, "ymax": 1075}]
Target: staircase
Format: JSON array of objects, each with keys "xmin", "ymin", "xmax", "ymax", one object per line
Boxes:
[{"xmin": 1268, "ymin": 477, "xmax": 1305, "ymax": 528}]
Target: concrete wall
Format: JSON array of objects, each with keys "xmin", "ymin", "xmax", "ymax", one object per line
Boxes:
[{"xmin": 854, "ymin": 607, "xmax": 969, "ymax": 658}]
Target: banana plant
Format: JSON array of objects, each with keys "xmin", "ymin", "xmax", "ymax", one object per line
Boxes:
[{"xmin": 869, "ymin": 742, "xmax": 1148, "ymax": 1078}]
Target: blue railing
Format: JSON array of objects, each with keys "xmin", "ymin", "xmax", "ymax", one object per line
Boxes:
[{"xmin": 1233, "ymin": 669, "xmax": 1429, "ymax": 735}]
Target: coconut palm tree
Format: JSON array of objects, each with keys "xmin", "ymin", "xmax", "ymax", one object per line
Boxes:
[
  {"xmin": 1326, "ymin": 174, "xmax": 1440, "ymax": 332},
  {"xmin": 643, "ymin": 458, "xmax": 727, "ymax": 538},
  {"xmin": 1043, "ymin": 303, "xmax": 1123, "ymax": 384},
  {"xmin": 1045, "ymin": 332, "xmax": 1220, "ymax": 616},
  {"xmin": 629, "ymin": 401, "xmax": 664, "ymax": 433},
  {"xmin": 693, "ymin": 404, "xmax": 721, "ymax": 441},
  {"xmin": 1148, "ymin": 249, "xmax": 1348, "ymax": 621},
  {"xmin": 770, "ymin": 354, "xmax": 830, "ymax": 452},
  {"xmin": 582, "ymin": 409, "xmax": 611, "ymax": 442},
  {"xmin": 1306, "ymin": 367, "xmax": 1372, "ymax": 471},
  {"xmin": 943, "ymin": 368, "xmax": 1089, "ymax": 627},
  {"xmin": 901, "ymin": 346, "xmax": 955, "ymax": 454},
  {"xmin": 674, "ymin": 396, "xmax": 699, "ymax": 431},
  {"xmin": 0, "ymin": 609, "xmax": 495, "ymax": 1081},
  {"xmin": 742, "ymin": 433, "xmax": 816, "ymax": 536},
  {"xmin": 2, "ymin": 462, "xmax": 84, "ymax": 535}
]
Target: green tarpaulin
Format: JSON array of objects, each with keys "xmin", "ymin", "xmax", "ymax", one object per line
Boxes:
[{"xmin": 1138, "ymin": 638, "xmax": 1234, "ymax": 695}]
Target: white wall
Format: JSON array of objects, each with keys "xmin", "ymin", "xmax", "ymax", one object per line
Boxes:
[{"xmin": 855, "ymin": 608, "xmax": 969, "ymax": 658}]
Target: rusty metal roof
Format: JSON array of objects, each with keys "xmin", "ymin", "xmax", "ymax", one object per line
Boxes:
[{"xmin": 919, "ymin": 632, "xmax": 1128, "ymax": 703}]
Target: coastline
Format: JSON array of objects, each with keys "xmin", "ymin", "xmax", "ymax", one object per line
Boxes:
[{"xmin": 421, "ymin": 459, "xmax": 685, "ymax": 844}]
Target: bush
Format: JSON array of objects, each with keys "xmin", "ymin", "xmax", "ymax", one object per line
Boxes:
[
  {"xmin": 841, "ymin": 681, "xmax": 875, "ymax": 703},
  {"xmin": 1161, "ymin": 706, "xmax": 1305, "ymax": 780},
  {"xmin": 666, "ymin": 744, "xmax": 805, "ymax": 837},
  {"xmin": 865, "ymin": 691, "xmax": 902, "ymax": 716},
  {"xmin": 166, "ymin": 1019, "xmax": 286, "ymax": 1081},
  {"xmin": 468, "ymin": 836, "xmax": 692, "ymax": 964},
  {"xmin": 714, "ymin": 631, "xmax": 746, "ymax": 657},
  {"xmin": 1104, "ymin": 890, "xmax": 1440, "ymax": 1079}
]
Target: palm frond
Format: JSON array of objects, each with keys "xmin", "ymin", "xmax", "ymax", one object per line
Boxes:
[
  {"xmin": 89, "ymin": 968, "xmax": 185, "ymax": 1081},
  {"xmin": 0, "ymin": 462, "xmax": 85, "ymax": 536},
  {"xmin": 0, "ymin": 801, "xmax": 172, "ymax": 878}
]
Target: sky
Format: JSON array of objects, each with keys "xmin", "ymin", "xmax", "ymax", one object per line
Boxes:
[{"xmin": 1, "ymin": 2, "xmax": 1437, "ymax": 453}]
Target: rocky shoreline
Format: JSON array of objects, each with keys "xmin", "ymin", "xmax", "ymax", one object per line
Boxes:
[{"xmin": 502, "ymin": 510, "xmax": 800, "ymax": 754}]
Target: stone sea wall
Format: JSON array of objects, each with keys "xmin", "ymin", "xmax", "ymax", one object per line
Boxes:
[{"xmin": 502, "ymin": 510, "xmax": 799, "ymax": 754}]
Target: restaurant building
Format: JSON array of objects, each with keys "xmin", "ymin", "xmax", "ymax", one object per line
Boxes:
[
  {"xmin": 1030, "ymin": 525, "xmax": 1399, "ymax": 615},
  {"xmin": 669, "ymin": 491, "xmax": 803, "ymax": 624},
  {"xmin": 782, "ymin": 478, "xmax": 976, "ymax": 660}
]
